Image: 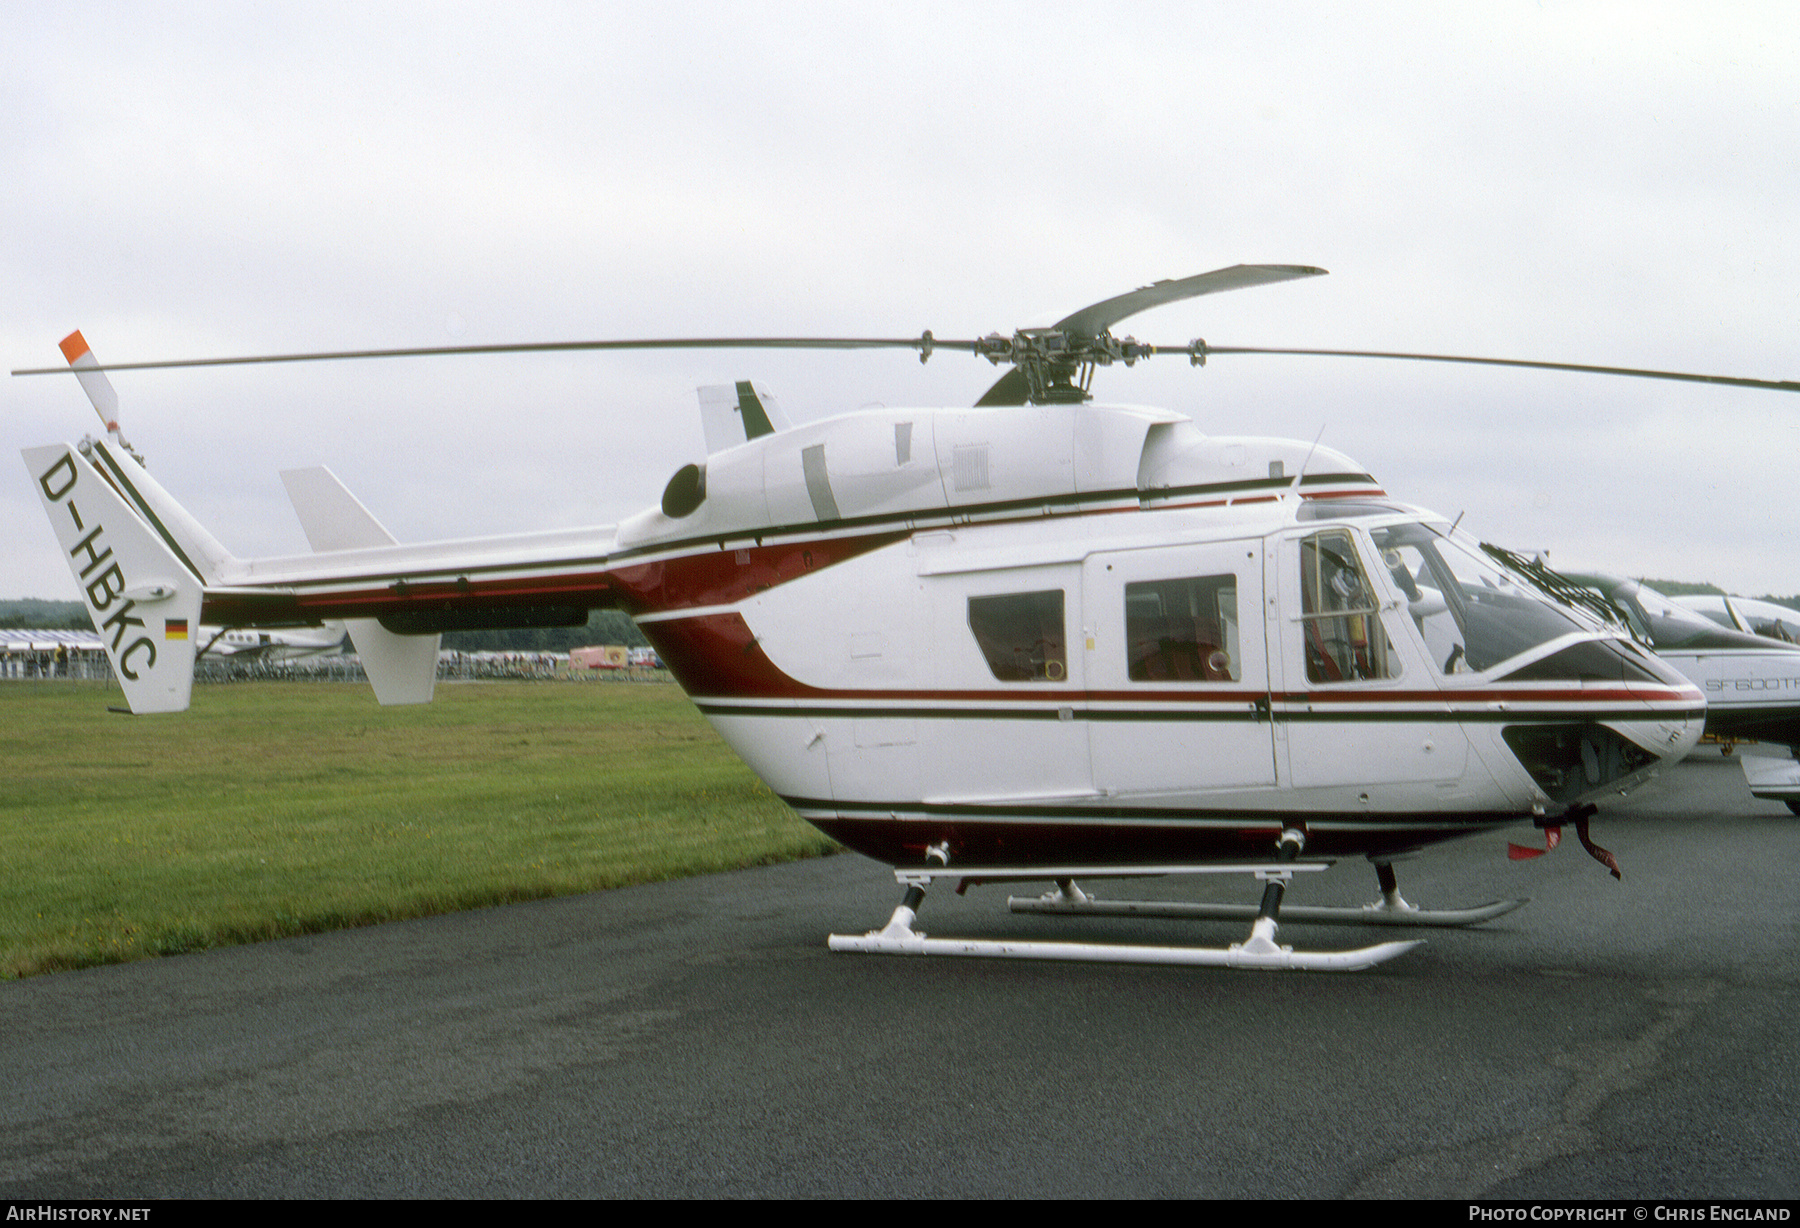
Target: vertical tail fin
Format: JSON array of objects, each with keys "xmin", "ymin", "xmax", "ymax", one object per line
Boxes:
[
  {"xmin": 52, "ymin": 333, "xmax": 238, "ymax": 583},
  {"xmin": 23, "ymin": 444, "xmax": 204, "ymax": 713},
  {"xmin": 697, "ymin": 381, "xmax": 792, "ymax": 453},
  {"xmin": 80, "ymin": 437, "xmax": 240, "ymax": 584},
  {"xmin": 280, "ymin": 466, "xmax": 440, "ymax": 705}
]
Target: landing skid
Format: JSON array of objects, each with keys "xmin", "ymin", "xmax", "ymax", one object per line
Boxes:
[
  {"xmin": 828, "ymin": 840, "xmax": 1427, "ymax": 972},
  {"xmin": 1009, "ymin": 892, "xmax": 1526, "ymax": 928}
]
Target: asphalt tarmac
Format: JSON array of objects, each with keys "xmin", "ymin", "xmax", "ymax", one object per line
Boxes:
[{"xmin": 4, "ymin": 754, "xmax": 1797, "ymax": 1199}]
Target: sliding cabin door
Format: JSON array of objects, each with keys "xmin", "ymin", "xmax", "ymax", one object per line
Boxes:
[
  {"xmin": 1082, "ymin": 539, "xmax": 1278, "ymax": 798},
  {"xmin": 905, "ymin": 563, "xmax": 1092, "ymax": 807}
]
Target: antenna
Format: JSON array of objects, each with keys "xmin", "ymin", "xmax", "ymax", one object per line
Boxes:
[{"xmin": 1295, "ymin": 424, "xmax": 1328, "ymax": 489}]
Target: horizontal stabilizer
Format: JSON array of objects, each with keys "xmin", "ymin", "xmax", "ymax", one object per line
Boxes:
[
  {"xmin": 280, "ymin": 466, "xmax": 439, "ymax": 705},
  {"xmin": 23, "ymin": 443, "xmax": 204, "ymax": 713}
]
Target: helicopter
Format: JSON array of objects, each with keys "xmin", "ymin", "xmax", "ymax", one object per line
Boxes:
[{"xmin": 24, "ymin": 264, "xmax": 1794, "ymax": 972}]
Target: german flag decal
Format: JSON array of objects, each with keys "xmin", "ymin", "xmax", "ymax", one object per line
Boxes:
[{"xmin": 165, "ymin": 618, "xmax": 189, "ymax": 640}]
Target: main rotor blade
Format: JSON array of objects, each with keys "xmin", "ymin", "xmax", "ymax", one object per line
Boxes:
[
  {"xmin": 1053, "ymin": 265, "xmax": 1327, "ymax": 338},
  {"xmin": 1185, "ymin": 345, "xmax": 1800, "ymax": 394},
  {"xmin": 11, "ymin": 335, "xmax": 946, "ymax": 375},
  {"xmin": 18, "ymin": 325, "xmax": 1795, "ymax": 399}
]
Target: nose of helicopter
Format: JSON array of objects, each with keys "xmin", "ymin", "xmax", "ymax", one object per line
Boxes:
[
  {"xmin": 1648, "ymin": 699, "xmax": 1707, "ymax": 765},
  {"xmin": 1600, "ymin": 660, "xmax": 1709, "ymax": 792},
  {"xmin": 1633, "ymin": 650, "xmax": 1709, "ymax": 768},
  {"xmin": 1498, "ymin": 673, "xmax": 1704, "ymax": 808}
]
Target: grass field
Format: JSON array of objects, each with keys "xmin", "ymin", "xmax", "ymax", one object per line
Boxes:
[{"xmin": 0, "ymin": 680, "xmax": 840, "ymax": 978}]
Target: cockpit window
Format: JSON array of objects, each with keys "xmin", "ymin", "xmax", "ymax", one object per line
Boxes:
[
  {"xmin": 968, "ymin": 590, "xmax": 1067, "ymax": 682},
  {"xmin": 1733, "ymin": 599, "xmax": 1800, "ymax": 643},
  {"xmin": 1299, "ymin": 529, "xmax": 1397, "ymax": 682},
  {"xmin": 1619, "ymin": 581, "xmax": 1726, "ymax": 648},
  {"xmin": 1570, "ymin": 577, "xmax": 1784, "ymax": 653},
  {"xmin": 1679, "ymin": 596, "xmax": 1737, "ymax": 631},
  {"xmin": 1370, "ymin": 523, "xmax": 1587, "ymax": 674}
]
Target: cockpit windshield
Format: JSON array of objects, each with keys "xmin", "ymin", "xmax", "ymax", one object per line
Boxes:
[
  {"xmin": 1369, "ymin": 522, "xmax": 1593, "ymax": 674},
  {"xmin": 1589, "ymin": 577, "xmax": 1784, "ymax": 652},
  {"xmin": 1724, "ymin": 597, "xmax": 1800, "ymax": 643}
]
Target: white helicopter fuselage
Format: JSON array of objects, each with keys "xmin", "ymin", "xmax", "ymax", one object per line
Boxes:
[
  {"xmin": 585, "ymin": 403, "xmax": 1693, "ymax": 868},
  {"xmin": 641, "ymin": 516, "xmax": 1698, "ymax": 867},
  {"xmin": 28, "ymin": 399, "xmax": 1704, "ymax": 873}
]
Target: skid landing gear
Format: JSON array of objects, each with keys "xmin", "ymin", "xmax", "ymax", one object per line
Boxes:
[
  {"xmin": 828, "ymin": 836, "xmax": 1426, "ymax": 972},
  {"xmin": 1008, "ymin": 857, "xmax": 1526, "ymax": 928}
]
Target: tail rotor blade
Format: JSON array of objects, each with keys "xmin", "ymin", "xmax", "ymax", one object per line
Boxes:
[{"xmin": 59, "ymin": 331, "xmax": 122, "ymax": 437}]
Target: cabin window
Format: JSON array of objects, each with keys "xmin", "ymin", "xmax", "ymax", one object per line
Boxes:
[
  {"xmin": 1125, "ymin": 575, "xmax": 1240, "ymax": 682},
  {"xmin": 1299, "ymin": 529, "xmax": 1397, "ymax": 683},
  {"xmin": 968, "ymin": 590, "xmax": 1067, "ymax": 682}
]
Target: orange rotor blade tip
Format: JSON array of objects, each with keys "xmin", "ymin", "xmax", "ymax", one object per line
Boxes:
[{"xmin": 59, "ymin": 331, "xmax": 91, "ymax": 365}]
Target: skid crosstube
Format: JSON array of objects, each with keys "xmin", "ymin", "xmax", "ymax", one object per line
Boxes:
[{"xmin": 1006, "ymin": 894, "xmax": 1527, "ymax": 928}]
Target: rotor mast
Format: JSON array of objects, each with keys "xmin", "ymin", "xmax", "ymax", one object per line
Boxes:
[
  {"xmin": 970, "ymin": 327, "xmax": 1168, "ymax": 404},
  {"xmin": 968, "ymin": 264, "xmax": 1326, "ymax": 406}
]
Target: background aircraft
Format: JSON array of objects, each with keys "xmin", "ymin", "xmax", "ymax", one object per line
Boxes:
[
  {"xmin": 1677, "ymin": 594, "xmax": 1800, "ymax": 643},
  {"xmin": 197, "ymin": 621, "xmax": 346, "ymax": 660},
  {"xmin": 1561, "ymin": 572, "xmax": 1800, "ymax": 812}
]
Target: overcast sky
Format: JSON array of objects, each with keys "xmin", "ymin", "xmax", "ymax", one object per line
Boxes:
[{"xmin": 7, "ymin": 2, "xmax": 1799, "ymax": 603}]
